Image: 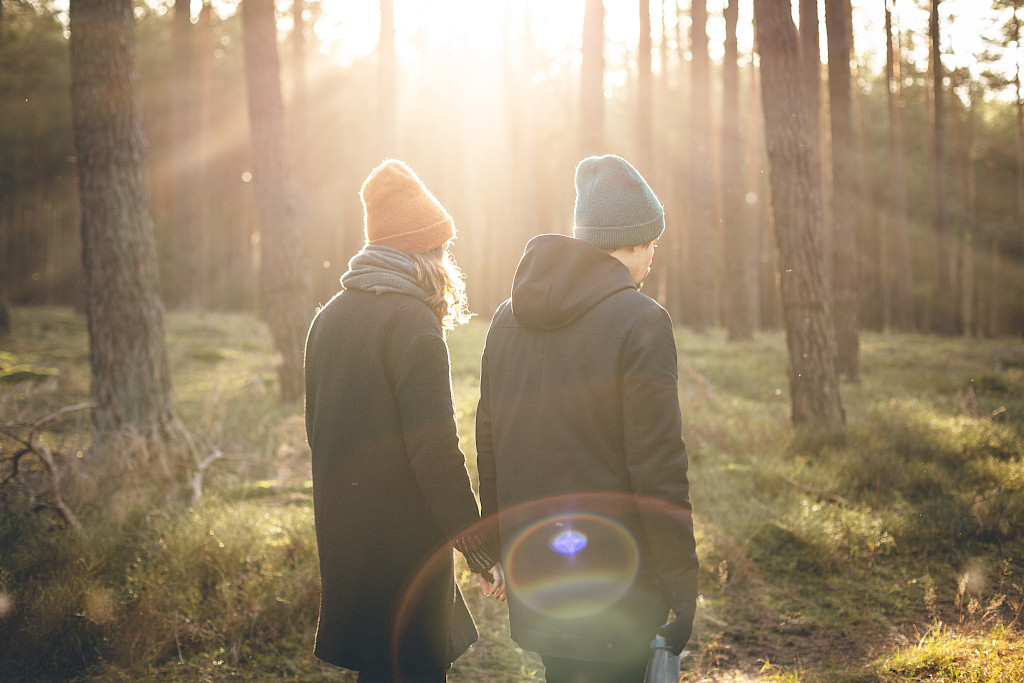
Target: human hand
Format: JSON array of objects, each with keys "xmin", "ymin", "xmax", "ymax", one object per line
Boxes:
[
  {"xmin": 477, "ymin": 562, "xmax": 506, "ymax": 601},
  {"xmin": 657, "ymin": 609, "xmax": 694, "ymax": 655}
]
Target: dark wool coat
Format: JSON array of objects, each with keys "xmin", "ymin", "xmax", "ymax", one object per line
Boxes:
[
  {"xmin": 304, "ymin": 289, "xmax": 482, "ymax": 674},
  {"xmin": 476, "ymin": 234, "xmax": 699, "ymax": 663}
]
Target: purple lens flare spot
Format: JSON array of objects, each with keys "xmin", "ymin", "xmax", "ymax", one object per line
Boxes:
[{"xmin": 550, "ymin": 529, "xmax": 587, "ymax": 555}]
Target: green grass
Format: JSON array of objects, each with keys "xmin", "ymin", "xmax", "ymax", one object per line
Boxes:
[{"xmin": 1, "ymin": 307, "xmax": 1022, "ymax": 681}]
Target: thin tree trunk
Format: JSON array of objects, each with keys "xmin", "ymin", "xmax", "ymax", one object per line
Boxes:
[
  {"xmin": 929, "ymin": 0, "xmax": 955, "ymax": 334},
  {"xmin": 171, "ymin": 0, "xmax": 202, "ymax": 308},
  {"xmin": 637, "ymin": 0, "xmax": 653, "ymax": 175},
  {"xmin": 1015, "ymin": 1, "xmax": 1024, "ymax": 259},
  {"xmin": 885, "ymin": 0, "xmax": 913, "ymax": 330},
  {"xmin": 962, "ymin": 84, "xmax": 978, "ymax": 336},
  {"xmin": 753, "ymin": 0, "xmax": 845, "ymax": 431},
  {"xmin": 722, "ymin": 0, "xmax": 752, "ymax": 340},
  {"xmin": 581, "ymin": 0, "xmax": 605, "ymax": 157},
  {"xmin": 69, "ymin": 0, "xmax": 176, "ymax": 438},
  {"xmin": 687, "ymin": 0, "xmax": 715, "ymax": 329},
  {"xmin": 241, "ymin": 0, "xmax": 313, "ymax": 403},
  {"xmin": 0, "ymin": 0, "xmax": 9, "ymax": 335},
  {"xmin": 825, "ymin": 0, "xmax": 859, "ymax": 381},
  {"xmin": 197, "ymin": 1, "xmax": 214, "ymax": 307}
]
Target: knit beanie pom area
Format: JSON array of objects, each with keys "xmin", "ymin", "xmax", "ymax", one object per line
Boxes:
[
  {"xmin": 572, "ymin": 154, "xmax": 665, "ymax": 250},
  {"xmin": 360, "ymin": 159, "xmax": 455, "ymax": 254}
]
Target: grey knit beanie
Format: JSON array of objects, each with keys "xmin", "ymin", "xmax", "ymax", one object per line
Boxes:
[{"xmin": 573, "ymin": 155, "xmax": 665, "ymax": 249}]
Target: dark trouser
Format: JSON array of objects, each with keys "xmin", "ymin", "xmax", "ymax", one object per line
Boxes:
[{"xmin": 540, "ymin": 654, "xmax": 649, "ymax": 683}]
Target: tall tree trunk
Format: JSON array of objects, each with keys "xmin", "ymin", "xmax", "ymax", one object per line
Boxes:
[
  {"xmin": 722, "ymin": 0, "xmax": 752, "ymax": 340},
  {"xmin": 687, "ymin": 0, "xmax": 715, "ymax": 329},
  {"xmin": 960, "ymin": 83, "xmax": 978, "ymax": 336},
  {"xmin": 799, "ymin": 0, "xmax": 823, "ymax": 189},
  {"xmin": 196, "ymin": 1, "xmax": 214, "ymax": 307},
  {"xmin": 753, "ymin": 0, "xmax": 845, "ymax": 431},
  {"xmin": 0, "ymin": 0, "xmax": 9, "ymax": 335},
  {"xmin": 799, "ymin": 0, "xmax": 828, "ymax": 268},
  {"xmin": 171, "ymin": 0, "xmax": 202, "ymax": 308},
  {"xmin": 1015, "ymin": 1, "xmax": 1024, "ymax": 260},
  {"xmin": 748, "ymin": 35, "xmax": 773, "ymax": 330},
  {"xmin": 580, "ymin": 0, "xmax": 605, "ymax": 157},
  {"xmin": 885, "ymin": 0, "xmax": 913, "ymax": 331},
  {"xmin": 241, "ymin": 0, "xmax": 313, "ymax": 403},
  {"xmin": 929, "ymin": 0, "xmax": 954, "ymax": 333},
  {"xmin": 825, "ymin": 0, "xmax": 859, "ymax": 381},
  {"xmin": 637, "ymin": 0, "xmax": 653, "ymax": 175},
  {"xmin": 69, "ymin": 0, "xmax": 176, "ymax": 437},
  {"xmin": 378, "ymin": 0, "xmax": 397, "ymax": 156}
]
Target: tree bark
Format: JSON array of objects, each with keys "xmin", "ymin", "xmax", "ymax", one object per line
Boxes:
[
  {"xmin": 580, "ymin": 0, "xmax": 605, "ymax": 158},
  {"xmin": 241, "ymin": 0, "xmax": 313, "ymax": 403},
  {"xmin": 884, "ymin": 0, "xmax": 914, "ymax": 331},
  {"xmin": 825, "ymin": 0, "xmax": 859, "ymax": 381},
  {"xmin": 171, "ymin": 0, "xmax": 203, "ymax": 308},
  {"xmin": 637, "ymin": 0, "xmax": 653, "ymax": 175},
  {"xmin": 929, "ymin": 0, "xmax": 955, "ymax": 333},
  {"xmin": 69, "ymin": 0, "xmax": 177, "ymax": 437},
  {"xmin": 0, "ymin": 0, "xmax": 9, "ymax": 336},
  {"xmin": 722, "ymin": 0, "xmax": 752, "ymax": 340},
  {"xmin": 687, "ymin": 0, "xmax": 715, "ymax": 330},
  {"xmin": 1015, "ymin": 0, "xmax": 1024, "ymax": 262},
  {"xmin": 753, "ymin": 0, "xmax": 845, "ymax": 431}
]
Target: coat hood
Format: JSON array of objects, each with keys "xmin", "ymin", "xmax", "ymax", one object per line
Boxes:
[{"xmin": 510, "ymin": 234, "xmax": 636, "ymax": 330}]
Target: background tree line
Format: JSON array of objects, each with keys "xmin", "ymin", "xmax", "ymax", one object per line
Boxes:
[{"xmin": 2, "ymin": 0, "xmax": 1024, "ymax": 435}]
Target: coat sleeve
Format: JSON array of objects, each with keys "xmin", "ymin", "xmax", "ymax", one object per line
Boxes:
[
  {"xmin": 621, "ymin": 303, "xmax": 699, "ymax": 617},
  {"xmin": 475, "ymin": 328, "xmax": 501, "ymax": 557},
  {"xmin": 391, "ymin": 320, "xmax": 495, "ymax": 573}
]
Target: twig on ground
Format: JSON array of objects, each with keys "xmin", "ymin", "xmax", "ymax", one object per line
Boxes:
[
  {"xmin": 0, "ymin": 401, "xmax": 94, "ymax": 531},
  {"xmin": 190, "ymin": 448, "xmax": 224, "ymax": 506}
]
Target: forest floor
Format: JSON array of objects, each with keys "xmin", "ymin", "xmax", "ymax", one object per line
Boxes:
[{"xmin": 1, "ymin": 307, "xmax": 1023, "ymax": 682}]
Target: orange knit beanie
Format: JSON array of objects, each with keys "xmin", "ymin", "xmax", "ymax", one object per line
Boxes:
[{"xmin": 360, "ymin": 159, "xmax": 455, "ymax": 254}]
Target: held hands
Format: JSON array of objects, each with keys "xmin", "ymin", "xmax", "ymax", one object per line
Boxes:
[{"xmin": 477, "ymin": 562, "xmax": 506, "ymax": 601}]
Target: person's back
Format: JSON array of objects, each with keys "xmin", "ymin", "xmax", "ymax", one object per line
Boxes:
[{"xmin": 477, "ymin": 155, "xmax": 698, "ymax": 683}]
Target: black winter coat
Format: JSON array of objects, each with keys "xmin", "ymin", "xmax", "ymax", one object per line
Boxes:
[
  {"xmin": 476, "ymin": 234, "xmax": 698, "ymax": 662},
  {"xmin": 304, "ymin": 289, "xmax": 482, "ymax": 674}
]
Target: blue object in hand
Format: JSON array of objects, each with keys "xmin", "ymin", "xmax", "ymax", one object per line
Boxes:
[{"xmin": 644, "ymin": 634, "xmax": 680, "ymax": 683}]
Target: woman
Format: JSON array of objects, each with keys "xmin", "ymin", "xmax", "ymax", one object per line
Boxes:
[{"xmin": 304, "ymin": 159, "xmax": 504, "ymax": 682}]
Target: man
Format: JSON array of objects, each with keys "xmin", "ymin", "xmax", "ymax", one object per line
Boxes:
[{"xmin": 476, "ymin": 155, "xmax": 698, "ymax": 683}]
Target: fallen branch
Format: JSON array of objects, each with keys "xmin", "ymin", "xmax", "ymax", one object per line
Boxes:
[
  {"xmin": 190, "ymin": 448, "xmax": 224, "ymax": 506},
  {"xmin": 0, "ymin": 401, "xmax": 94, "ymax": 531}
]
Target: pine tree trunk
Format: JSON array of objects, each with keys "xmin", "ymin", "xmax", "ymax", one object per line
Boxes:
[
  {"xmin": 1015, "ymin": 1, "xmax": 1024, "ymax": 261},
  {"xmin": 580, "ymin": 0, "xmax": 605, "ymax": 157},
  {"xmin": 637, "ymin": 0, "xmax": 653, "ymax": 175},
  {"xmin": 825, "ymin": 0, "xmax": 859, "ymax": 381},
  {"xmin": 171, "ymin": 0, "xmax": 202, "ymax": 308},
  {"xmin": 753, "ymin": 0, "xmax": 845, "ymax": 431},
  {"xmin": 687, "ymin": 0, "xmax": 715, "ymax": 329},
  {"xmin": 885, "ymin": 0, "xmax": 914, "ymax": 331},
  {"xmin": 722, "ymin": 0, "xmax": 752, "ymax": 340},
  {"xmin": 929, "ymin": 0, "xmax": 955, "ymax": 334},
  {"xmin": 0, "ymin": 0, "xmax": 9, "ymax": 336},
  {"xmin": 241, "ymin": 0, "xmax": 312, "ymax": 403},
  {"xmin": 69, "ymin": 0, "xmax": 176, "ymax": 437}
]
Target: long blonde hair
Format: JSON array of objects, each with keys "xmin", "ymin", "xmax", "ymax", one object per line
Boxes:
[{"xmin": 410, "ymin": 246, "xmax": 471, "ymax": 330}]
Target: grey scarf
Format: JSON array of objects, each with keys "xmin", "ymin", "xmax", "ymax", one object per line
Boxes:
[{"xmin": 340, "ymin": 245, "xmax": 430, "ymax": 301}]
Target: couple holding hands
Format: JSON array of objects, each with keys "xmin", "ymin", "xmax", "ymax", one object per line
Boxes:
[{"xmin": 304, "ymin": 155, "xmax": 698, "ymax": 683}]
